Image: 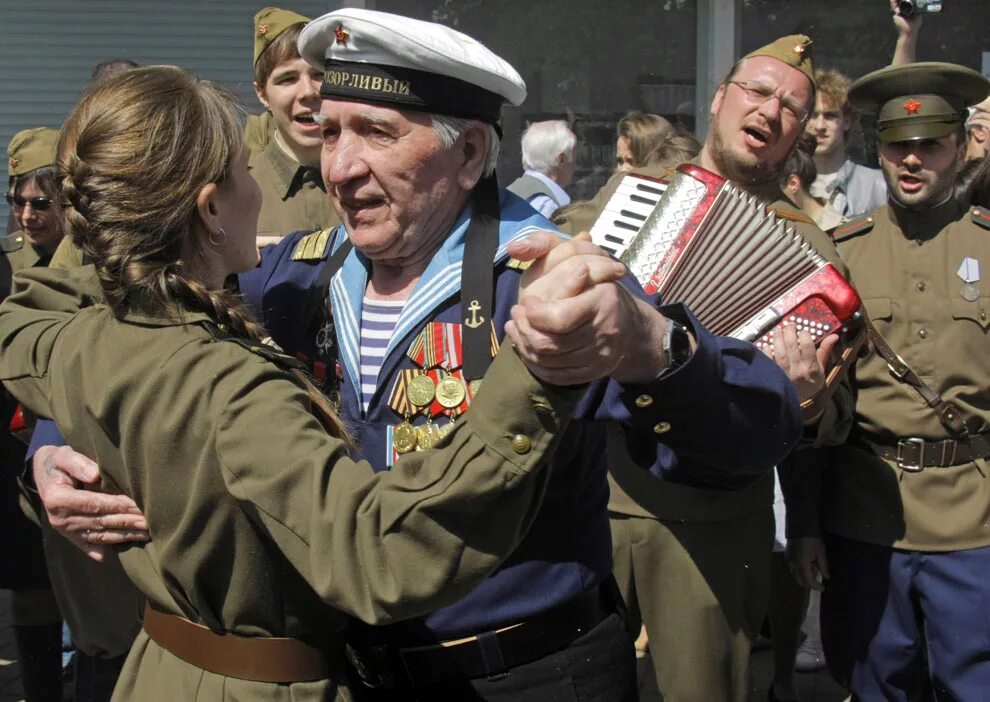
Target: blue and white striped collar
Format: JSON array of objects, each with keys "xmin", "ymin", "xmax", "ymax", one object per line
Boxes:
[{"xmin": 329, "ymin": 195, "xmax": 555, "ymax": 410}]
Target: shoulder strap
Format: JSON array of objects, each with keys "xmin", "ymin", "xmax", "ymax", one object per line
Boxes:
[
  {"xmin": 769, "ymin": 206, "xmax": 815, "ymax": 225},
  {"xmin": 200, "ymin": 321, "xmax": 310, "ymax": 374},
  {"xmin": 832, "ymin": 213, "xmax": 877, "ymax": 243},
  {"xmin": 971, "ymin": 205, "xmax": 990, "ymax": 230},
  {"xmin": 865, "ymin": 319, "xmax": 968, "ymax": 436},
  {"xmin": 0, "ymin": 233, "xmax": 24, "ymax": 254},
  {"xmin": 291, "ymin": 227, "xmax": 335, "ymax": 261}
]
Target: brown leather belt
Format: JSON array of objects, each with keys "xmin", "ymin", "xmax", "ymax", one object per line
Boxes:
[
  {"xmin": 862, "ymin": 432, "xmax": 990, "ymax": 472},
  {"xmin": 347, "ymin": 582, "xmax": 616, "ymax": 690},
  {"xmin": 142, "ymin": 604, "xmax": 331, "ymax": 683}
]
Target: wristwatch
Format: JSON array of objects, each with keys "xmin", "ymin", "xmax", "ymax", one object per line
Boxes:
[{"xmin": 661, "ymin": 319, "xmax": 693, "ymax": 374}]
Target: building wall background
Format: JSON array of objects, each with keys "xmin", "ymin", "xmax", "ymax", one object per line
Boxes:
[{"xmin": 2, "ymin": 1, "xmax": 988, "ymax": 217}]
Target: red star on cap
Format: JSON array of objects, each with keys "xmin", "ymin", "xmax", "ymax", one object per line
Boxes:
[
  {"xmin": 257, "ymin": 24, "xmax": 268, "ymax": 37},
  {"xmin": 904, "ymin": 98, "xmax": 922, "ymax": 115},
  {"xmin": 334, "ymin": 24, "xmax": 350, "ymax": 46}
]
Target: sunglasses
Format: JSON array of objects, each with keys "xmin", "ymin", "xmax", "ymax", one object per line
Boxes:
[{"xmin": 5, "ymin": 193, "xmax": 53, "ymax": 211}]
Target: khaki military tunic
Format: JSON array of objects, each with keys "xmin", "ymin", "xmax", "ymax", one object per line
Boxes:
[
  {"xmin": 556, "ymin": 164, "xmax": 853, "ymax": 702},
  {"xmin": 808, "ymin": 200, "xmax": 990, "ymax": 551},
  {"xmin": 0, "ymin": 265, "xmax": 582, "ymax": 701},
  {"xmin": 250, "ymin": 137, "xmax": 340, "ymax": 243},
  {"xmin": 244, "ymin": 112, "xmax": 274, "ymax": 154}
]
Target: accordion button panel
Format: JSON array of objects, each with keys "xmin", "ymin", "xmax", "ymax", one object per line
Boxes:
[
  {"xmin": 653, "ymin": 421, "xmax": 672, "ymax": 435},
  {"xmin": 635, "ymin": 394, "xmax": 654, "ymax": 408}
]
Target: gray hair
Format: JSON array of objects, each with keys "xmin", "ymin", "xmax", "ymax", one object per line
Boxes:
[
  {"xmin": 520, "ymin": 120, "xmax": 576, "ymax": 173},
  {"xmin": 430, "ymin": 114, "xmax": 501, "ymax": 178}
]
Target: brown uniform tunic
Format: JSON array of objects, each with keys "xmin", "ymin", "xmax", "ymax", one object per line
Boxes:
[
  {"xmin": 792, "ymin": 200, "xmax": 990, "ymax": 551},
  {"xmin": 556, "ymin": 164, "xmax": 854, "ymax": 701},
  {"xmin": 250, "ymin": 137, "xmax": 340, "ymax": 243},
  {"xmin": 0, "ymin": 265, "xmax": 582, "ymax": 701}
]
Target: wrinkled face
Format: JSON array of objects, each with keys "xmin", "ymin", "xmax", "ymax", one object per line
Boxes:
[
  {"xmin": 215, "ymin": 147, "xmax": 263, "ymax": 273},
  {"xmin": 966, "ymin": 111, "xmax": 990, "ymax": 161},
  {"xmin": 805, "ymin": 95, "xmax": 851, "ymax": 158},
  {"xmin": 319, "ymin": 100, "xmax": 471, "ymax": 264},
  {"xmin": 707, "ymin": 56, "xmax": 814, "ymax": 183},
  {"xmin": 615, "ymin": 136, "xmax": 635, "ymax": 172},
  {"xmin": 12, "ymin": 178, "xmax": 60, "ymax": 253},
  {"xmin": 879, "ymin": 134, "xmax": 964, "ymax": 209},
  {"xmin": 255, "ymin": 57, "xmax": 324, "ymax": 164}
]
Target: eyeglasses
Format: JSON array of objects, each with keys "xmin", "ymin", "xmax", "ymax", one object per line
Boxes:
[
  {"xmin": 727, "ymin": 80, "xmax": 810, "ymax": 123},
  {"xmin": 5, "ymin": 193, "xmax": 53, "ymax": 211}
]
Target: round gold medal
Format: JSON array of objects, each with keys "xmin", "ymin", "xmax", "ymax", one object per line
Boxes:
[
  {"xmin": 407, "ymin": 374, "xmax": 437, "ymax": 407},
  {"xmin": 393, "ymin": 422, "xmax": 417, "ymax": 454},
  {"xmin": 436, "ymin": 377, "xmax": 467, "ymax": 409},
  {"xmin": 416, "ymin": 422, "xmax": 441, "ymax": 450}
]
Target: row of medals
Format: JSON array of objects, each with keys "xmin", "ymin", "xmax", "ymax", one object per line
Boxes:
[{"xmin": 393, "ymin": 372, "xmax": 470, "ymax": 454}]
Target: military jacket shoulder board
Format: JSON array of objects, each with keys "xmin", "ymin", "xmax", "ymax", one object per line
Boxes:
[
  {"xmin": 971, "ymin": 206, "xmax": 990, "ymax": 230},
  {"xmin": 290, "ymin": 228, "xmax": 334, "ymax": 262},
  {"xmin": 831, "ymin": 213, "xmax": 877, "ymax": 243},
  {"xmin": 769, "ymin": 206, "xmax": 815, "ymax": 226},
  {"xmin": 0, "ymin": 233, "xmax": 25, "ymax": 254}
]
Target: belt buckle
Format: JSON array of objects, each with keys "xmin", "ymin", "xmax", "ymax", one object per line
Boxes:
[
  {"xmin": 897, "ymin": 437, "xmax": 926, "ymax": 472},
  {"xmin": 345, "ymin": 643, "xmax": 395, "ymax": 690}
]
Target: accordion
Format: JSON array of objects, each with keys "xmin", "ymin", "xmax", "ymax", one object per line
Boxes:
[
  {"xmin": 592, "ymin": 164, "xmax": 863, "ymax": 352},
  {"xmin": 591, "ymin": 164, "xmax": 865, "ymax": 414}
]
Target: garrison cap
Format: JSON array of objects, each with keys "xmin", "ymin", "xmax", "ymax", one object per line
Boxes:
[
  {"xmin": 254, "ymin": 7, "xmax": 310, "ymax": 66},
  {"xmin": 848, "ymin": 62, "xmax": 990, "ymax": 143},
  {"xmin": 298, "ymin": 9, "xmax": 526, "ymax": 125},
  {"xmin": 7, "ymin": 127, "xmax": 58, "ymax": 177},
  {"xmin": 742, "ymin": 34, "xmax": 815, "ymax": 85}
]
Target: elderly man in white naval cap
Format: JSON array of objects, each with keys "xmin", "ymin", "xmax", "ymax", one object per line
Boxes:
[{"xmin": 28, "ymin": 8, "xmax": 801, "ymax": 701}]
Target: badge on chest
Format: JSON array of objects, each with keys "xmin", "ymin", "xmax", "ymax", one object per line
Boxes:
[{"xmin": 385, "ymin": 320, "xmax": 497, "ymax": 465}]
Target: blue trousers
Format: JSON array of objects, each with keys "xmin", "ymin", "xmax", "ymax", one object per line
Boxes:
[{"xmin": 822, "ymin": 533, "xmax": 990, "ymax": 701}]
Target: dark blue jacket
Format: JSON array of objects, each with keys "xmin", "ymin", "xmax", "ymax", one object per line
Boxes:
[{"xmin": 237, "ymin": 190, "xmax": 800, "ymax": 640}]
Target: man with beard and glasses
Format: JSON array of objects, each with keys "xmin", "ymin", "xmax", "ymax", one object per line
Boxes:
[
  {"xmin": 787, "ymin": 62, "xmax": 990, "ymax": 702},
  {"xmin": 556, "ymin": 36, "xmax": 855, "ymax": 702}
]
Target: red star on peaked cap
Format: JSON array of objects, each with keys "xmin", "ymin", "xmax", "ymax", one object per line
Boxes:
[
  {"xmin": 297, "ymin": 9, "xmax": 527, "ymax": 107},
  {"xmin": 904, "ymin": 98, "xmax": 922, "ymax": 115},
  {"xmin": 333, "ymin": 24, "xmax": 350, "ymax": 46}
]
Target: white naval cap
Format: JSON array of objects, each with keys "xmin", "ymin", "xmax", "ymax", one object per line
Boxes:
[{"xmin": 298, "ymin": 8, "xmax": 526, "ymax": 125}]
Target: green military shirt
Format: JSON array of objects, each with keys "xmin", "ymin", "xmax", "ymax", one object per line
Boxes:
[
  {"xmin": 817, "ymin": 200, "xmax": 990, "ymax": 550},
  {"xmin": 0, "ymin": 265, "xmax": 582, "ymax": 699},
  {"xmin": 250, "ymin": 137, "xmax": 340, "ymax": 243},
  {"xmin": 244, "ymin": 112, "xmax": 274, "ymax": 154},
  {"xmin": 0, "ymin": 231, "xmax": 50, "ymax": 297}
]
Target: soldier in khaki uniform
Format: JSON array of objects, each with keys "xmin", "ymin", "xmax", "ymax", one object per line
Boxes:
[
  {"xmin": 250, "ymin": 7, "xmax": 339, "ymax": 246},
  {"xmin": 557, "ymin": 36, "xmax": 855, "ymax": 702},
  {"xmin": 788, "ymin": 62, "xmax": 990, "ymax": 701},
  {"xmin": 0, "ymin": 64, "xmax": 633, "ymax": 702},
  {"xmin": 0, "ymin": 127, "xmax": 64, "ymax": 702}
]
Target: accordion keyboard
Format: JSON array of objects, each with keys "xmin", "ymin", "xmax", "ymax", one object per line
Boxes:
[{"xmin": 589, "ymin": 174, "xmax": 668, "ymax": 258}]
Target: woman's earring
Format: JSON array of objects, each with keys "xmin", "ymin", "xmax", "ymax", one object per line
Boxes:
[{"xmin": 209, "ymin": 226, "xmax": 227, "ymax": 246}]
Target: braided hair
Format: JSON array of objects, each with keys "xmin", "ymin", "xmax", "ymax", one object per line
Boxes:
[{"xmin": 57, "ymin": 65, "xmax": 346, "ymax": 438}]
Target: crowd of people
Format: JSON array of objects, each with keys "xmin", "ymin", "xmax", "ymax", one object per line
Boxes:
[{"xmin": 1, "ymin": 3, "xmax": 989, "ymax": 702}]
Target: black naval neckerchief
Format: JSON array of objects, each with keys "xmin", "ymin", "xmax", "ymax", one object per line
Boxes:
[{"xmin": 303, "ymin": 173, "xmax": 502, "ymax": 396}]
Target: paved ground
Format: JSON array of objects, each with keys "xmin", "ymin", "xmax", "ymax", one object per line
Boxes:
[{"xmin": 0, "ymin": 588, "xmax": 848, "ymax": 702}]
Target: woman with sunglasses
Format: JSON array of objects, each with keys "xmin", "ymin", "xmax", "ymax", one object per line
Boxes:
[{"xmin": 0, "ymin": 126, "xmax": 64, "ymax": 702}]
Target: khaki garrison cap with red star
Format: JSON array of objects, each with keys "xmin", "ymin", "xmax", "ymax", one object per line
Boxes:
[
  {"xmin": 253, "ymin": 7, "xmax": 310, "ymax": 66},
  {"xmin": 742, "ymin": 34, "xmax": 815, "ymax": 84},
  {"xmin": 849, "ymin": 62, "xmax": 990, "ymax": 143},
  {"xmin": 7, "ymin": 127, "xmax": 58, "ymax": 177}
]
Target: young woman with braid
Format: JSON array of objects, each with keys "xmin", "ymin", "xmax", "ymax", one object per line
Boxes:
[{"xmin": 0, "ymin": 65, "xmax": 608, "ymax": 701}]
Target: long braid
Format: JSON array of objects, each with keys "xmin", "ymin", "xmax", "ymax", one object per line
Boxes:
[{"xmin": 56, "ymin": 65, "xmax": 348, "ymax": 441}]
